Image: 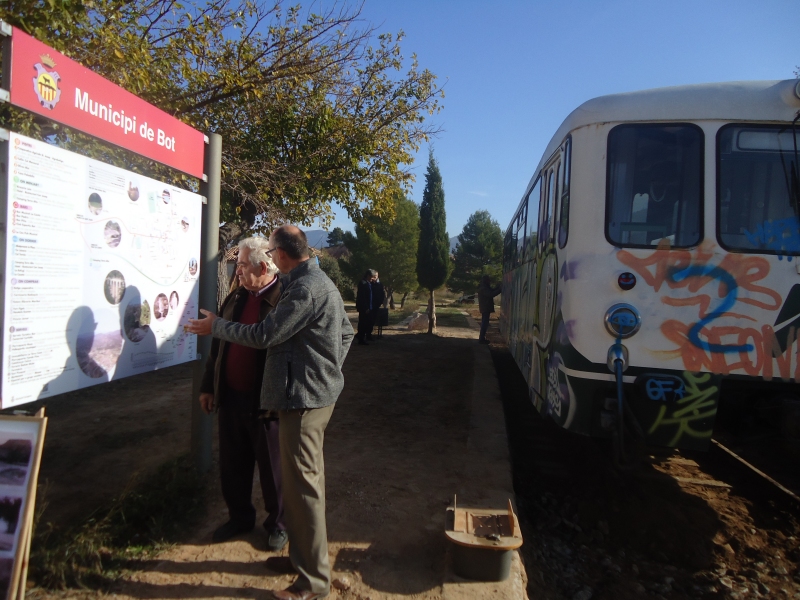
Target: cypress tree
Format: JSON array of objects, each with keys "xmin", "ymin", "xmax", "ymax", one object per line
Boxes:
[{"xmin": 416, "ymin": 151, "xmax": 451, "ymax": 333}]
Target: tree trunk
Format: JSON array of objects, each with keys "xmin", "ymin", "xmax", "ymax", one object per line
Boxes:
[
  {"xmin": 386, "ymin": 287, "xmax": 395, "ymax": 309},
  {"xmin": 217, "ymin": 258, "xmax": 229, "ymax": 310},
  {"xmin": 399, "ymin": 291, "xmax": 408, "ymax": 309},
  {"xmin": 215, "ymin": 222, "xmax": 246, "ymax": 310},
  {"xmin": 427, "ymin": 289, "xmax": 436, "ymax": 334}
]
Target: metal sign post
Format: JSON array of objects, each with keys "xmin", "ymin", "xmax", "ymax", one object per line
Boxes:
[{"xmin": 191, "ymin": 133, "xmax": 221, "ymax": 473}]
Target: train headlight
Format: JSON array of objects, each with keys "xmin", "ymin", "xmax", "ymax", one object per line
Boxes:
[{"xmin": 604, "ymin": 304, "xmax": 641, "ymax": 339}]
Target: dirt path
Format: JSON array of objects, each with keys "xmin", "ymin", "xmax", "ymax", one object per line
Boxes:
[{"xmin": 27, "ymin": 308, "xmax": 527, "ymax": 599}]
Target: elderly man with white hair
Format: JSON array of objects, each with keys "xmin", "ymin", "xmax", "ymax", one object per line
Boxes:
[{"xmin": 199, "ymin": 236, "xmax": 287, "ymax": 551}]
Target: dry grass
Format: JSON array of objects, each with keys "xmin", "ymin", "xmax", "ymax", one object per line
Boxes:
[{"xmin": 30, "ymin": 455, "xmax": 205, "ymax": 590}]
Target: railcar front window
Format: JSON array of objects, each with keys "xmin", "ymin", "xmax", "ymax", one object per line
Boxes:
[
  {"xmin": 718, "ymin": 125, "xmax": 800, "ymax": 257},
  {"xmin": 606, "ymin": 124, "xmax": 703, "ymax": 248}
]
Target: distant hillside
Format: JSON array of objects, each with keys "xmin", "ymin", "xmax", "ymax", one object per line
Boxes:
[
  {"xmin": 309, "ymin": 229, "xmax": 457, "ymax": 252},
  {"xmin": 305, "ymin": 230, "xmax": 328, "ymax": 249}
]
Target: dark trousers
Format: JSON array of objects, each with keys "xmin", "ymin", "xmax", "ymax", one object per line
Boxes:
[
  {"xmin": 218, "ymin": 394, "xmax": 285, "ymax": 532},
  {"xmin": 479, "ymin": 312, "xmax": 490, "ymax": 340},
  {"xmin": 357, "ymin": 310, "xmax": 375, "ymax": 340}
]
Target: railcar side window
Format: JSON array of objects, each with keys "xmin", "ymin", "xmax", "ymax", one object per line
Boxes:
[
  {"xmin": 527, "ymin": 177, "xmax": 541, "ymax": 252},
  {"xmin": 558, "ymin": 138, "xmax": 571, "ymax": 249},
  {"xmin": 516, "ymin": 205, "xmax": 526, "ymax": 265},
  {"xmin": 550, "ymin": 165, "xmax": 560, "ymax": 242},
  {"xmin": 540, "ymin": 169, "xmax": 556, "ymax": 248},
  {"xmin": 718, "ymin": 125, "xmax": 800, "ymax": 257},
  {"xmin": 606, "ymin": 124, "xmax": 703, "ymax": 248},
  {"xmin": 503, "ymin": 228, "xmax": 515, "ymax": 272},
  {"xmin": 538, "ymin": 172, "xmax": 549, "ymax": 251}
]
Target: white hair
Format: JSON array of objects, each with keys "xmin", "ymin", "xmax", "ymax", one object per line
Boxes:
[{"xmin": 238, "ymin": 237, "xmax": 278, "ymax": 276}]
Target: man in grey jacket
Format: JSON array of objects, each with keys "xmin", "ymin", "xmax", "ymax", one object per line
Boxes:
[{"xmin": 188, "ymin": 225, "xmax": 354, "ymax": 600}]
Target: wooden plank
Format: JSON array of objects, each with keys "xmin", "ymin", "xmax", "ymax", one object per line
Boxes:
[
  {"xmin": 674, "ymin": 477, "xmax": 731, "ymax": 488},
  {"xmin": 453, "ymin": 509, "xmax": 467, "ymax": 533}
]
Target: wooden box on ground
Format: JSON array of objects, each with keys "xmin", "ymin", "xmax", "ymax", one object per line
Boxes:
[{"xmin": 445, "ymin": 498, "xmax": 523, "ymax": 582}]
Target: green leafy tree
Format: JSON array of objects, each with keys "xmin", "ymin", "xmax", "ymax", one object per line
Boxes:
[
  {"xmin": 416, "ymin": 152, "xmax": 450, "ymax": 333},
  {"xmin": 326, "ymin": 227, "xmax": 346, "ymax": 247},
  {"xmin": 448, "ymin": 210, "xmax": 503, "ymax": 294},
  {"xmin": 0, "ymin": 0, "xmax": 444, "ymax": 248},
  {"xmin": 316, "ymin": 251, "xmax": 353, "ymax": 300},
  {"xmin": 339, "ymin": 191, "xmax": 419, "ymax": 308}
]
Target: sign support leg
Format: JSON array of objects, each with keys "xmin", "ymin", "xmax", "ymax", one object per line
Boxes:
[{"xmin": 191, "ymin": 133, "xmax": 221, "ymax": 473}]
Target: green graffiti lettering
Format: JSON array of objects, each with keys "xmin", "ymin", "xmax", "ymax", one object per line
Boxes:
[{"xmin": 648, "ymin": 371, "xmax": 719, "ymax": 445}]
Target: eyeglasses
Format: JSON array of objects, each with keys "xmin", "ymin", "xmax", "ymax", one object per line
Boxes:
[{"xmin": 266, "ymin": 247, "xmax": 278, "ymax": 255}]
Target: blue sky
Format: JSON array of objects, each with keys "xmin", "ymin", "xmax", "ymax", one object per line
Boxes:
[{"xmin": 313, "ymin": 0, "xmax": 799, "ymax": 238}]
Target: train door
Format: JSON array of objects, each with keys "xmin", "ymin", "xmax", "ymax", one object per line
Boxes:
[
  {"xmin": 519, "ymin": 179, "xmax": 542, "ymax": 377},
  {"xmin": 537, "ymin": 162, "xmax": 560, "ymax": 347},
  {"xmin": 511, "ymin": 205, "xmax": 528, "ymax": 367},
  {"xmin": 530, "ymin": 156, "xmax": 561, "ymax": 408}
]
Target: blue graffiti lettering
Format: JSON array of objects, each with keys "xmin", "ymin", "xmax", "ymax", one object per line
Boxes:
[
  {"xmin": 744, "ymin": 217, "xmax": 800, "ymax": 261},
  {"xmin": 669, "ymin": 263, "xmax": 753, "ymax": 354},
  {"xmin": 645, "ymin": 377, "xmax": 686, "ymax": 402}
]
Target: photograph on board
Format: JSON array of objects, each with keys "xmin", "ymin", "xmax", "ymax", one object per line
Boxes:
[
  {"xmin": 104, "ymin": 221, "xmax": 121, "ymax": 248},
  {"xmin": 0, "ymin": 497, "xmax": 23, "ymax": 552},
  {"xmin": 0, "ymin": 557, "xmax": 11, "ymax": 600},
  {"xmin": 88, "ymin": 192, "xmax": 102, "ymax": 215},
  {"xmin": 0, "ymin": 435, "xmax": 32, "ymax": 487},
  {"xmin": 127, "ymin": 181, "xmax": 140, "ymax": 201},
  {"xmin": 103, "ymin": 271, "xmax": 126, "ymax": 305},
  {"xmin": 74, "ymin": 307, "xmax": 122, "ymax": 380},
  {"xmin": 153, "ymin": 293, "xmax": 169, "ymax": 321},
  {"xmin": 123, "ymin": 299, "xmax": 152, "ymax": 343}
]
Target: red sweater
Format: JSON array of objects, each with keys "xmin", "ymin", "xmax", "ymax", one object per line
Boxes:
[{"xmin": 223, "ymin": 292, "xmax": 263, "ymax": 393}]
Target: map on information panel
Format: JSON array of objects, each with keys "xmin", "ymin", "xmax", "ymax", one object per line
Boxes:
[{"xmin": 1, "ymin": 132, "xmax": 202, "ymax": 408}]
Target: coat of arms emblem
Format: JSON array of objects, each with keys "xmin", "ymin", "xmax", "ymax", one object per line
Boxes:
[{"xmin": 32, "ymin": 53, "xmax": 61, "ymax": 110}]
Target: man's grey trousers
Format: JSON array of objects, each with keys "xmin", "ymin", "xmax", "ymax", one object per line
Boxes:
[{"xmin": 279, "ymin": 404, "xmax": 335, "ymax": 595}]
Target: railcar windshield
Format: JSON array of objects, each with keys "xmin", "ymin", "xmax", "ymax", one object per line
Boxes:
[
  {"xmin": 606, "ymin": 124, "xmax": 703, "ymax": 248},
  {"xmin": 718, "ymin": 124, "xmax": 800, "ymax": 257}
]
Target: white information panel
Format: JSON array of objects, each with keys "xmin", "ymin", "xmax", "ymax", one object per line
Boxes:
[{"xmin": 2, "ymin": 132, "xmax": 201, "ymax": 408}]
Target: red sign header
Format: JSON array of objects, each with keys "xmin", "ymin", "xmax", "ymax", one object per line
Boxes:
[{"xmin": 8, "ymin": 27, "xmax": 206, "ymax": 179}]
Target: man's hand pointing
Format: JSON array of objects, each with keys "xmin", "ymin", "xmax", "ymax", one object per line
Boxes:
[{"xmin": 186, "ymin": 309, "xmax": 218, "ymax": 336}]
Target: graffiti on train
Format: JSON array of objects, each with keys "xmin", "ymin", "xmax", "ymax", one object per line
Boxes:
[
  {"xmin": 618, "ymin": 242, "xmax": 800, "ymax": 380},
  {"xmin": 648, "ymin": 371, "xmax": 718, "ymax": 446},
  {"xmin": 635, "ymin": 373, "xmax": 686, "ymax": 402},
  {"xmin": 544, "ymin": 351, "xmax": 575, "ymax": 428},
  {"xmin": 745, "ymin": 217, "xmax": 800, "ymax": 260}
]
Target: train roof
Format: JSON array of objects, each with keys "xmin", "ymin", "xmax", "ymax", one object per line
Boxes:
[{"xmin": 532, "ymin": 79, "xmax": 800, "ymax": 184}]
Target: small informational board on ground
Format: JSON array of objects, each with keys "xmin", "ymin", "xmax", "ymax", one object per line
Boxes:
[
  {"xmin": 1, "ymin": 132, "xmax": 202, "ymax": 408},
  {"xmin": 0, "ymin": 411, "xmax": 47, "ymax": 600}
]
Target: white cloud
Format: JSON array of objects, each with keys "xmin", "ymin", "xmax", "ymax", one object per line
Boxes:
[{"xmin": 468, "ymin": 190, "xmax": 488, "ymax": 197}]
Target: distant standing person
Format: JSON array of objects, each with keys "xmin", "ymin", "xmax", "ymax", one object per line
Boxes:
[
  {"xmin": 198, "ymin": 237, "xmax": 287, "ymax": 551},
  {"xmin": 355, "ymin": 269, "xmax": 375, "ymax": 345},
  {"xmin": 188, "ymin": 225, "xmax": 354, "ymax": 600},
  {"xmin": 368, "ymin": 271, "xmax": 386, "ymax": 341},
  {"xmin": 477, "ymin": 275, "xmax": 502, "ymax": 344}
]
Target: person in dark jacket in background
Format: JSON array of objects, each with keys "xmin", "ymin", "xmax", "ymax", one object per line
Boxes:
[
  {"xmin": 367, "ymin": 271, "xmax": 386, "ymax": 341},
  {"xmin": 199, "ymin": 237, "xmax": 287, "ymax": 550},
  {"xmin": 477, "ymin": 275, "xmax": 502, "ymax": 344},
  {"xmin": 356, "ymin": 269, "xmax": 376, "ymax": 345}
]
